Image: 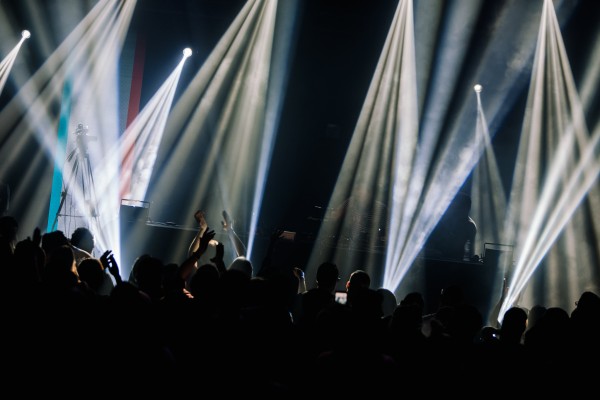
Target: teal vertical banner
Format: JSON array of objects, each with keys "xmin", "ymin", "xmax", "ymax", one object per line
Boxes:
[{"xmin": 46, "ymin": 79, "xmax": 72, "ymax": 232}]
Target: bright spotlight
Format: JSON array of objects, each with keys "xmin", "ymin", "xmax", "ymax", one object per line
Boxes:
[
  {"xmin": 474, "ymin": 84, "xmax": 482, "ymax": 93},
  {"xmin": 183, "ymin": 48, "xmax": 192, "ymax": 58},
  {"xmin": 21, "ymin": 30, "xmax": 31, "ymax": 39}
]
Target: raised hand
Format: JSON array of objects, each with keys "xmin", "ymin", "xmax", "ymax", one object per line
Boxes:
[
  {"xmin": 194, "ymin": 210, "xmax": 208, "ymax": 231},
  {"xmin": 101, "ymin": 250, "xmax": 122, "ymax": 284},
  {"xmin": 292, "ymin": 267, "xmax": 305, "ymax": 281},
  {"xmin": 222, "ymin": 210, "xmax": 246, "ymax": 258},
  {"xmin": 293, "ymin": 266, "xmax": 307, "ymax": 293},
  {"xmin": 222, "ymin": 210, "xmax": 233, "ymax": 232},
  {"xmin": 194, "ymin": 228, "xmax": 215, "ymax": 259}
]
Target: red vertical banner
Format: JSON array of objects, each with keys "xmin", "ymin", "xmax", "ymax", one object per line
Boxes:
[
  {"xmin": 126, "ymin": 33, "xmax": 146, "ymax": 128},
  {"xmin": 120, "ymin": 33, "xmax": 146, "ymax": 200}
]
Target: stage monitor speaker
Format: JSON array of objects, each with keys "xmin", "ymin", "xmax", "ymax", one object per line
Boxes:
[{"xmin": 483, "ymin": 243, "xmax": 514, "ymax": 271}]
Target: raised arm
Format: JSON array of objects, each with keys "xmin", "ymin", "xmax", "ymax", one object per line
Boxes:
[
  {"xmin": 293, "ymin": 267, "xmax": 307, "ymax": 294},
  {"xmin": 210, "ymin": 241, "xmax": 227, "ymax": 275},
  {"xmin": 180, "ymin": 228, "xmax": 216, "ymax": 282},
  {"xmin": 100, "ymin": 249, "xmax": 123, "ymax": 285},
  {"xmin": 188, "ymin": 210, "xmax": 208, "ymax": 257},
  {"xmin": 222, "ymin": 210, "xmax": 246, "ymax": 258}
]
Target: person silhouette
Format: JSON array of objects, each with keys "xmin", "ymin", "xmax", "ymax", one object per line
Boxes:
[
  {"xmin": 425, "ymin": 192, "xmax": 477, "ymax": 261},
  {"xmin": 70, "ymin": 226, "xmax": 95, "ymax": 261}
]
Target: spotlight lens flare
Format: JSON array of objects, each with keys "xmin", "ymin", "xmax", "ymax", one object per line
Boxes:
[
  {"xmin": 183, "ymin": 48, "xmax": 192, "ymax": 58},
  {"xmin": 474, "ymin": 84, "xmax": 482, "ymax": 93},
  {"xmin": 22, "ymin": 30, "xmax": 31, "ymax": 39}
]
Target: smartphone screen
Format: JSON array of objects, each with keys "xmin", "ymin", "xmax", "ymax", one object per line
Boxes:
[{"xmin": 335, "ymin": 291, "xmax": 347, "ymax": 305}]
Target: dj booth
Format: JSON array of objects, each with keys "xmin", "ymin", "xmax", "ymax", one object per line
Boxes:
[{"xmin": 398, "ymin": 256, "xmax": 502, "ymax": 317}]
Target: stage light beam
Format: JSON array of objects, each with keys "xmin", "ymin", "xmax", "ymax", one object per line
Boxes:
[
  {"xmin": 499, "ymin": 0, "xmax": 599, "ymax": 319},
  {"xmin": 0, "ymin": 29, "xmax": 32, "ymax": 96},
  {"xmin": 142, "ymin": 0, "xmax": 283, "ymax": 267}
]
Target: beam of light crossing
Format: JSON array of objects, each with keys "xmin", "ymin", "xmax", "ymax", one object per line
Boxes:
[
  {"xmin": 307, "ymin": 0, "xmax": 419, "ymax": 287},
  {"xmin": 384, "ymin": 0, "xmax": 488, "ymax": 293},
  {"xmin": 120, "ymin": 50, "xmax": 192, "ymax": 201},
  {"xmin": 78, "ymin": 49, "xmax": 193, "ymax": 278},
  {"xmin": 499, "ymin": 0, "xmax": 599, "ymax": 319},
  {"xmin": 470, "ymin": 84, "xmax": 513, "ymax": 324},
  {"xmin": 146, "ymin": 0, "xmax": 280, "ymax": 266},
  {"xmin": 471, "ymin": 85, "xmax": 508, "ymax": 255},
  {"xmin": 0, "ymin": 0, "xmax": 137, "ymax": 261},
  {"xmin": 49, "ymin": 0, "xmax": 137, "ymax": 263},
  {"xmin": 246, "ymin": 0, "xmax": 297, "ymax": 259}
]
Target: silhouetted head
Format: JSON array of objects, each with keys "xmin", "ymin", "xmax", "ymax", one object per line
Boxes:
[
  {"xmin": 41, "ymin": 230, "xmax": 70, "ymax": 262},
  {"xmin": 190, "ymin": 263, "xmax": 220, "ymax": 300},
  {"xmin": 316, "ymin": 261, "xmax": 340, "ymax": 290},
  {"xmin": 78, "ymin": 257, "xmax": 104, "ymax": 292},
  {"xmin": 500, "ymin": 306, "xmax": 528, "ymax": 343},
  {"xmin": 70, "ymin": 226, "xmax": 95, "ymax": 254},
  {"xmin": 571, "ymin": 291, "xmax": 600, "ymax": 325},
  {"xmin": 42, "ymin": 244, "xmax": 78, "ymax": 289},
  {"xmin": 228, "ymin": 256, "xmax": 253, "ymax": 278},
  {"xmin": 401, "ymin": 291, "xmax": 425, "ymax": 312},
  {"xmin": 574, "ymin": 291, "xmax": 600, "ymax": 312},
  {"xmin": 346, "ymin": 270, "xmax": 372, "ymax": 308},
  {"xmin": 526, "ymin": 304, "xmax": 547, "ymax": 331},
  {"xmin": 452, "ymin": 192, "xmax": 472, "ymax": 214},
  {"xmin": 346, "ymin": 269, "xmax": 371, "ymax": 291},
  {"xmin": 377, "ymin": 288, "xmax": 398, "ymax": 318},
  {"xmin": 129, "ymin": 254, "xmax": 164, "ymax": 300}
]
